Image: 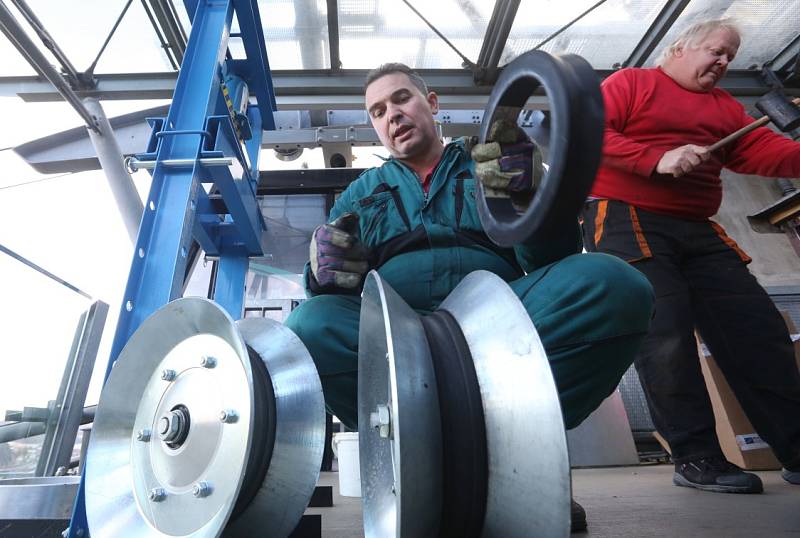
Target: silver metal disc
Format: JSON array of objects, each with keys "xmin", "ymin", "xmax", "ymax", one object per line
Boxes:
[
  {"xmin": 440, "ymin": 270, "xmax": 570, "ymax": 538},
  {"xmin": 224, "ymin": 317, "xmax": 326, "ymax": 538},
  {"xmin": 358, "ymin": 271, "xmax": 442, "ymax": 538},
  {"xmin": 86, "ymin": 298, "xmax": 254, "ymax": 538}
]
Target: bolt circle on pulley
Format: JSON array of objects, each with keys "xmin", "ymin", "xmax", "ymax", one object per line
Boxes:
[
  {"xmin": 476, "ymin": 50, "xmax": 604, "ymax": 247},
  {"xmin": 85, "ymin": 298, "xmax": 325, "ymax": 538}
]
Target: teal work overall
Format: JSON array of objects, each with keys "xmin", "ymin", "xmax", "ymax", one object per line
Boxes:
[{"xmin": 286, "ymin": 141, "xmax": 654, "ymax": 429}]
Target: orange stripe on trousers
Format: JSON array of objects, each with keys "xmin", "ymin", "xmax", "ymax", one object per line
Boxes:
[
  {"xmin": 628, "ymin": 206, "xmax": 652, "ymax": 258},
  {"xmin": 593, "ymin": 200, "xmax": 608, "ymax": 247},
  {"xmin": 710, "ymin": 222, "xmax": 752, "ymax": 263}
]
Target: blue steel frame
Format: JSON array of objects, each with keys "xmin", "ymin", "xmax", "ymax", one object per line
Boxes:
[{"xmin": 67, "ymin": 1, "xmax": 275, "ymax": 535}]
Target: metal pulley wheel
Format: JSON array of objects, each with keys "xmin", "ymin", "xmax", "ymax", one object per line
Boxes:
[
  {"xmin": 476, "ymin": 50, "xmax": 604, "ymax": 247},
  {"xmin": 85, "ymin": 297, "xmax": 325, "ymax": 537},
  {"xmin": 358, "ymin": 270, "xmax": 570, "ymax": 538}
]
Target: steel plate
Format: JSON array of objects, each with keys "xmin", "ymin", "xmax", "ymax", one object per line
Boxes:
[
  {"xmin": 439, "ymin": 271, "xmax": 570, "ymax": 538},
  {"xmin": 86, "ymin": 298, "xmax": 253, "ymax": 538},
  {"xmin": 358, "ymin": 271, "xmax": 442, "ymax": 538},
  {"xmin": 224, "ymin": 317, "xmax": 326, "ymax": 538}
]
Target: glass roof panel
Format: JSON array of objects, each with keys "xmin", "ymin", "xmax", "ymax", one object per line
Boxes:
[
  {"xmin": 178, "ymin": 0, "xmax": 332, "ymax": 69},
  {"xmin": 505, "ymin": 0, "xmax": 669, "ymax": 69},
  {"xmin": 338, "ymin": 0, "xmax": 491, "ymax": 69},
  {"xmin": 259, "ymin": 0, "xmax": 331, "ymax": 69},
  {"xmin": 0, "ymin": 32, "xmax": 37, "ymax": 76},
  {"xmin": 643, "ymin": 0, "xmax": 800, "ymax": 68},
  {"xmin": 20, "ymin": 0, "xmax": 171, "ymax": 73},
  {"xmin": 94, "ymin": 1, "xmax": 176, "ymax": 73}
]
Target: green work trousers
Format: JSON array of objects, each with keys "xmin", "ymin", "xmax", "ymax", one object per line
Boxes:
[{"xmin": 285, "ymin": 252, "xmax": 654, "ymax": 430}]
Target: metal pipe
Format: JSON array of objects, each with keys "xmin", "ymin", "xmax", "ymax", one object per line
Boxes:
[
  {"xmin": 0, "ymin": 2, "xmax": 100, "ymax": 131},
  {"xmin": 0, "ymin": 421, "xmax": 45, "ymax": 444},
  {"xmin": 126, "ymin": 156, "xmax": 234, "ymax": 171},
  {"xmin": 83, "ymin": 98, "xmax": 144, "ymax": 243},
  {"xmin": 0, "ymin": 407, "xmax": 97, "ymax": 445}
]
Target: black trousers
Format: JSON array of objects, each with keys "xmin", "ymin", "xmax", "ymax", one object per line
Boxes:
[{"xmin": 581, "ymin": 199, "xmax": 800, "ymax": 467}]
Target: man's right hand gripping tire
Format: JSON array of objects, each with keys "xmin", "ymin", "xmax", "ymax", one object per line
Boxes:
[{"xmin": 310, "ymin": 212, "xmax": 369, "ymax": 290}]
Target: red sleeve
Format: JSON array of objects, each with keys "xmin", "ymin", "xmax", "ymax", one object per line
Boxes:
[
  {"xmin": 724, "ymin": 105, "xmax": 800, "ymax": 177},
  {"xmin": 601, "ymin": 69, "xmax": 664, "ymax": 177}
]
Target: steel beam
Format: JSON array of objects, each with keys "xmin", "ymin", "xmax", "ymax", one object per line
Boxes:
[
  {"xmin": 257, "ymin": 167, "xmax": 364, "ymax": 195},
  {"xmin": 767, "ymin": 32, "xmax": 800, "ymax": 77},
  {"xmin": 36, "ymin": 301, "xmax": 108, "ymax": 477},
  {"xmin": 0, "ymin": 2, "xmax": 100, "ymax": 131},
  {"xmin": 2, "ymin": 67, "xmax": 786, "ymax": 105},
  {"xmin": 622, "ymin": 0, "xmax": 690, "ymax": 68},
  {"xmin": 326, "ymin": 0, "xmax": 341, "ymax": 70},
  {"xmin": 145, "ymin": 0, "xmax": 188, "ymax": 66},
  {"xmin": 9, "ymin": 0, "xmax": 82, "ymax": 87},
  {"xmin": 475, "ymin": 0, "xmax": 520, "ymax": 83}
]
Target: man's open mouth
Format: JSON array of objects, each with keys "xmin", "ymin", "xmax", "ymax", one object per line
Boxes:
[{"xmin": 393, "ymin": 125, "xmax": 413, "ymax": 140}]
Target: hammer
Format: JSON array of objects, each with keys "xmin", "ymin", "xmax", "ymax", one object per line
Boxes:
[{"xmin": 709, "ymin": 92, "xmax": 800, "ymax": 152}]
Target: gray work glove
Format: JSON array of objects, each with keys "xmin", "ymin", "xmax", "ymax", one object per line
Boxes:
[
  {"xmin": 472, "ymin": 119, "xmax": 544, "ymax": 211},
  {"xmin": 310, "ymin": 213, "xmax": 369, "ymax": 290}
]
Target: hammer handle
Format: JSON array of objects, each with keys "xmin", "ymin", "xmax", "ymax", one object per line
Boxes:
[{"xmin": 709, "ymin": 97, "xmax": 800, "ymax": 152}]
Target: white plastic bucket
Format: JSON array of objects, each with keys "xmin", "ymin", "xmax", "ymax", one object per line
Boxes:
[{"xmin": 332, "ymin": 432, "xmax": 361, "ymax": 497}]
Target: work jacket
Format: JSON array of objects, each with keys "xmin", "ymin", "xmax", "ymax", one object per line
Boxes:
[{"xmin": 304, "ymin": 140, "xmax": 581, "ymax": 310}]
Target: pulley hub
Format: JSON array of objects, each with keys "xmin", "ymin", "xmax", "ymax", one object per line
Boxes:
[{"xmin": 86, "ymin": 298, "xmax": 325, "ymax": 538}]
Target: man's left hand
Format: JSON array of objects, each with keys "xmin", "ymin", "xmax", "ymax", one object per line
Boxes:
[{"xmin": 472, "ymin": 119, "xmax": 543, "ymax": 208}]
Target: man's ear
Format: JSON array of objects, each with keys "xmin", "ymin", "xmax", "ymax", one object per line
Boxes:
[{"xmin": 427, "ymin": 91, "xmax": 439, "ymax": 115}]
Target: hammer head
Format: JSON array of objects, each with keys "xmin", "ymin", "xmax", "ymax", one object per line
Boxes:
[{"xmin": 755, "ymin": 90, "xmax": 800, "ymax": 132}]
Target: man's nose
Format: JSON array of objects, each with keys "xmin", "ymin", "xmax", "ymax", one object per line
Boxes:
[{"xmin": 387, "ymin": 105, "xmax": 403, "ymax": 123}]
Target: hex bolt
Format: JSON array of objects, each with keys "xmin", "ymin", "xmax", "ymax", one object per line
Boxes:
[
  {"xmin": 158, "ymin": 416, "xmax": 171, "ymax": 435},
  {"xmin": 148, "ymin": 488, "xmax": 166, "ymax": 502},
  {"xmin": 219, "ymin": 409, "xmax": 239, "ymax": 423},
  {"xmin": 161, "ymin": 369, "xmax": 177, "ymax": 381},
  {"xmin": 369, "ymin": 404, "xmax": 391, "ymax": 439},
  {"xmin": 201, "ymin": 356, "xmax": 217, "ymax": 368},
  {"xmin": 136, "ymin": 429, "xmax": 151, "ymax": 442},
  {"xmin": 192, "ymin": 481, "xmax": 213, "ymax": 498}
]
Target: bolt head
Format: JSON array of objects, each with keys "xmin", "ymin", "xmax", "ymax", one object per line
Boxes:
[
  {"xmin": 370, "ymin": 404, "xmax": 391, "ymax": 438},
  {"xmin": 158, "ymin": 416, "xmax": 171, "ymax": 435},
  {"xmin": 148, "ymin": 487, "xmax": 166, "ymax": 502},
  {"xmin": 201, "ymin": 356, "xmax": 217, "ymax": 368},
  {"xmin": 219, "ymin": 409, "xmax": 239, "ymax": 423},
  {"xmin": 136, "ymin": 429, "xmax": 151, "ymax": 442},
  {"xmin": 192, "ymin": 481, "xmax": 212, "ymax": 498},
  {"xmin": 161, "ymin": 369, "xmax": 177, "ymax": 381}
]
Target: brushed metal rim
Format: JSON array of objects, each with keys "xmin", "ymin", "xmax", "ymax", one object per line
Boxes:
[
  {"xmin": 86, "ymin": 298, "xmax": 253, "ymax": 538},
  {"xmin": 440, "ymin": 271, "xmax": 571, "ymax": 538},
  {"xmin": 358, "ymin": 271, "xmax": 443, "ymax": 538},
  {"xmin": 224, "ymin": 317, "xmax": 326, "ymax": 538}
]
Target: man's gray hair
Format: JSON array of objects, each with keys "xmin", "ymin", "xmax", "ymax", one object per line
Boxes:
[
  {"xmin": 655, "ymin": 19, "xmax": 741, "ymax": 67},
  {"xmin": 365, "ymin": 63, "xmax": 429, "ymax": 95}
]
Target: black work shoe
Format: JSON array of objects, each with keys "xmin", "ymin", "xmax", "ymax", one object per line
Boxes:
[
  {"xmin": 782, "ymin": 468, "xmax": 800, "ymax": 485},
  {"xmin": 673, "ymin": 456, "xmax": 763, "ymax": 493},
  {"xmin": 571, "ymin": 498, "xmax": 587, "ymax": 533}
]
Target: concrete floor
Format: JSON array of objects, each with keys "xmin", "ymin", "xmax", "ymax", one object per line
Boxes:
[{"xmin": 306, "ymin": 464, "xmax": 799, "ymax": 537}]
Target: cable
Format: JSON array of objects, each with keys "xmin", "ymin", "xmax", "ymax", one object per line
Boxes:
[
  {"xmin": 0, "ymin": 242, "xmax": 93, "ymax": 299},
  {"xmin": 401, "ymin": 0, "xmax": 475, "ymax": 68},
  {"xmin": 0, "ymin": 172, "xmax": 75, "ymax": 192},
  {"xmin": 534, "ymin": 0, "xmax": 608, "ymax": 52}
]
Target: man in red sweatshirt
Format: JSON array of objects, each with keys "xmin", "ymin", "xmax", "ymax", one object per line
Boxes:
[{"xmin": 581, "ymin": 18, "xmax": 800, "ymax": 493}]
